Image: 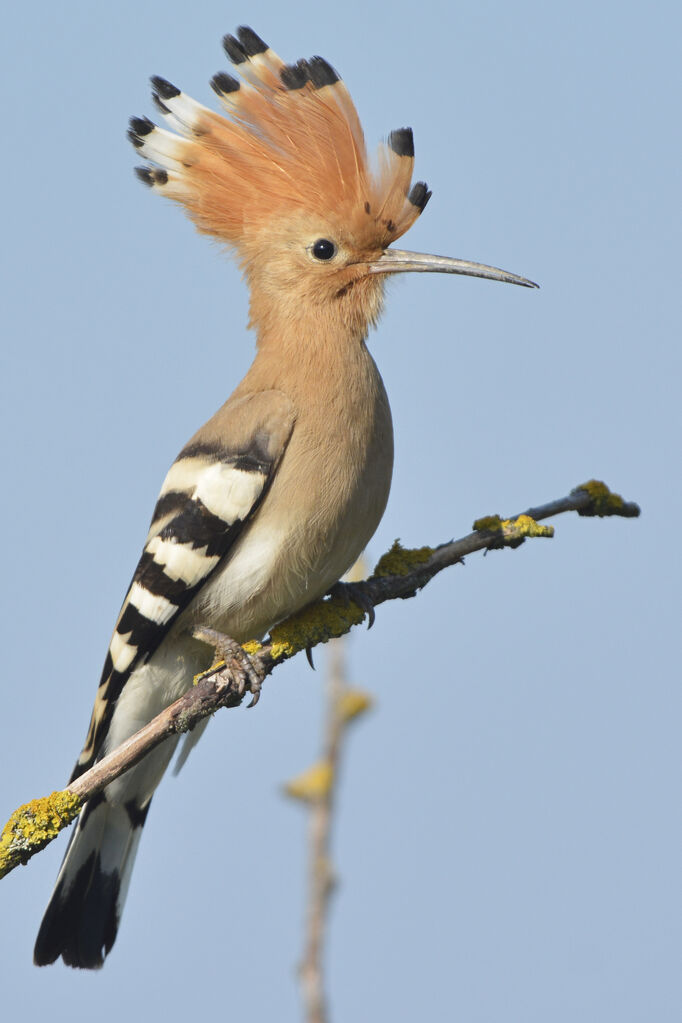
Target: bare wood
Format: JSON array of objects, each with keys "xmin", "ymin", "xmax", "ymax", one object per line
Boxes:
[
  {"xmin": 297, "ymin": 638, "xmax": 352, "ymax": 1023},
  {"xmin": 0, "ymin": 481, "xmax": 639, "ymax": 878}
]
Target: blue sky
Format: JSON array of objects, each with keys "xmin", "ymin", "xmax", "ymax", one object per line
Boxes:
[{"xmin": 1, "ymin": 1, "xmax": 680, "ymax": 1020}]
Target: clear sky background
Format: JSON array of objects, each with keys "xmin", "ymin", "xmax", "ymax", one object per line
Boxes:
[{"xmin": 1, "ymin": 1, "xmax": 679, "ymax": 1019}]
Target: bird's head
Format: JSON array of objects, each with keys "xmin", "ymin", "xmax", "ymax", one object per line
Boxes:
[{"xmin": 131, "ymin": 27, "xmax": 536, "ymax": 343}]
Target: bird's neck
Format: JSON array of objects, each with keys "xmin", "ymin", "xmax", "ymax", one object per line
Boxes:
[{"xmin": 239, "ymin": 304, "xmax": 379, "ymax": 407}]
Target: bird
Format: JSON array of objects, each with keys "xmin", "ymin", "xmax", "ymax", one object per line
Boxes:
[{"xmin": 34, "ymin": 25, "xmax": 537, "ymax": 969}]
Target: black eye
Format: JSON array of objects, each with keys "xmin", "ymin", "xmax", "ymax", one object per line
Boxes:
[{"xmin": 311, "ymin": 238, "xmax": 337, "ymax": 261}]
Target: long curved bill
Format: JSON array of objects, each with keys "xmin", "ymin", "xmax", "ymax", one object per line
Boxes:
[{"xmin": 369, "ymin": 248, "xmax": 539, "ymax": 289}]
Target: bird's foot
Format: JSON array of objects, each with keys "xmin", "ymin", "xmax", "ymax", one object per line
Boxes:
[
  {"xmin": 328, "ymin": 580, "xmax": 376, "ymax": 629},
  {"xmin": 193, "ymin": 627, "xmax": 264, "ymax": 707}
]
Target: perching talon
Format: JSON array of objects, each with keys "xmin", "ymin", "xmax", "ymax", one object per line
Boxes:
[
  {"xmin": 328, "ymin": 581, "xmax": 376, "ymax": 630},
  {"xmin": 193, "ymin": 627, "xmax": 263, "ymax": 700}
]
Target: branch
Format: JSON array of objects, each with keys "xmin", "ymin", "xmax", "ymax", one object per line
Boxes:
[
  {"xmin": 284, "ymin": 559, "xmax": 374, "ymax": 1023},
  {"xmin": 0, "ymin": 480, "xmax": 639, "ymax": 878}
]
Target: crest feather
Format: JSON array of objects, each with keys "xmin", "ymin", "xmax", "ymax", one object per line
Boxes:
[{"xmin": 131, "ymin": 27, "xmax": 430, "ymax": 250}]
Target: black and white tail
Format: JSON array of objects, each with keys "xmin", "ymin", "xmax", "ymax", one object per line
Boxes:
[{"xmin": 33, "ymin": 793, "xmax": 150, "ymax": 969}]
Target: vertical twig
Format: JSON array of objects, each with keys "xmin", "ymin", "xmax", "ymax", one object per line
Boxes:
[
  {"xmin": 287, "ymin": 550, "xmax": 373, "ymax": 1023},
  {"xmin": 298, "ymin": 638, "xmax": 346, "ymax": 1023}
]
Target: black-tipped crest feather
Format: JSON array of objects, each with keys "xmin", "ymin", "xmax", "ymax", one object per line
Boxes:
[
  {"xmin": 128, "ymin": 116, "xmax": 155, "ymax": 147},
  {"xmin": 409, "ymin": 181, "xmax": 432, "ymax": 211},
  {"xmin": 151, "ymin": 93, "xmax": 170, "ymax": 115},
  {"xmin": 150, "ymin": 76, "xmax": 180, "ymax": 100},
  {"xmin": 210, "ymin": 72, "xmax": 240, "ymax": 96},
  {"xmin": 280, "ymin": 60, "xmax": 310, "ymax": 90},
  {"xmin": 307, "ymin": 56, "xmax": 339, "ymax": 88},
  {"xmin": 131, "ymin": 27, "xmax": 429, "ymax": 249},
  {"xmin": 388, "ymin": 127, "xmax": 414, "ymax": 158},
  {"xmin": 135, "ymin": 166, "xmax": 153, "ymax": 186},
  {"xmin": 223, "ymin": 34, "xmax": 247, "ymax": 64},
  {"xmin": 236, "ymin": 26, "xmax": 268, "ymax": 57}
]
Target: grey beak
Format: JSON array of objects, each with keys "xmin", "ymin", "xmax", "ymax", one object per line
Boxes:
[{"xmin": 369, "ymin": 248, "xmax": 539, "ymax": 289}]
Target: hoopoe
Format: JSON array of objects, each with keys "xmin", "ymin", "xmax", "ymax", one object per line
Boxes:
[{"xmin": 34, "ymin": 26, "xmax": 537, "ymax": 969}]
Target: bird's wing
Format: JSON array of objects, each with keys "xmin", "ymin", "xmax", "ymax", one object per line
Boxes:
[{"xmin": 71, "ymin": 389, "xmax": 295, "ymax": 781}]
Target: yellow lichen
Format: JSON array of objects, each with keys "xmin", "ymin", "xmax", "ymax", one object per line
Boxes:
[
  {"xmin": 474, "ymin": 514, "xmax": 553, "ymax": 538},
  {"xmin": 193, "ymin": 660, "xmax": 226, "ymax": 686},
  {"xmin": 372, "ymin": 539, "xmax": 434, "ymax": 578},
  {"xmin": 474, "ymin": 512, "xmax": 554, "ymax": 549},
  {"xmin": 192, "ymin": 642, "xmax": 262, "ymax": 687},
  {"xmin": 337, "ymin": 688, "xmax": 374, "ymax": 723},
  {"xmin": 0, "ymin": 790, "xmax": 81, "ymax": 879},
  {"xmin": 241, "ymin": 639, "xmax": 263, "ymax": 656},
  {"xmin": 510, "ymin": 514, "xmax": 554, "ymax": 538},
  {"xmin": 573, "ymin": 479, "xmax": 625, "ymax": 516},
  {"xmin": 284, "ymin": 761, "xmax": 334, "ymax": 802},
  {"xmin": 269, "ymin": 597, "xmax": 365, "ymax": 661}
]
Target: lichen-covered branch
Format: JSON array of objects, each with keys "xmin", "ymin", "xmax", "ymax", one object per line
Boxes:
[
  {"xmin": 0, "ymin": 479, "xmax": 639, "ymax": 879},
  {"xmin": 0, "ymin": 793, "xmax": 82, "ymax": 879}
]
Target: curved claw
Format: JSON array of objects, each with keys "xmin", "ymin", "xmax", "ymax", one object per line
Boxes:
[
  {"xmin": 329, "ymin": 581, "xmax": 376, "ymax": 630},
  {"xmin": 305, "ymin": 646, "xmax": 316, "ymax": 670},
  {"xmin": 246, "ymin": 686, "xmax": 262, "ymax": 709}
]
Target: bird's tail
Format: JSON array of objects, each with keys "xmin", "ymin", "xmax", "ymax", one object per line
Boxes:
[{"xmin": 33, "ymin": 792, "xmax": 150, "ymax": 969}]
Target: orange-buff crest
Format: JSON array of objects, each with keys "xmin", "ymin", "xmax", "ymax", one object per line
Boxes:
[{"xmin": 130, "ymin": 26, "xmax": 431, "ymax": 259}]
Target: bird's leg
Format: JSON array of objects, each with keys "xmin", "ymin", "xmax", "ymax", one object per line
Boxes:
[
  {"xmin": 327, "ymin": 581, "xmax": 376, "ymax": 629},
  {"xmin": 192, "ymin": 626, "xmax": 265, "ymax": 707}
]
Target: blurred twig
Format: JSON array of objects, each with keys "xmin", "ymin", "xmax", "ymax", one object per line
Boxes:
[{"xmin": 285, "ymin": 561, "xmax": 373, "ymax": 1023}]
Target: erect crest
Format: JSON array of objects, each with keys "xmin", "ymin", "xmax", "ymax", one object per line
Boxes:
[{"xmin": 130, "ymin": 26, "xmax": 431, "ymax": 254}]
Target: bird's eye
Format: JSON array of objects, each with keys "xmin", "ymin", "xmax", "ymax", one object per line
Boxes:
[{"xmin": 311, "ymin": 238, "xmax": 337, "ymax": 261}]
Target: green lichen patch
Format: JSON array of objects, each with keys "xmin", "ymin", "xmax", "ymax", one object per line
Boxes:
[
  {"xmin": 573, "ymin": 479, "xmax": 628, "ymax": 516},
  {"xmin": 372, "ymin": 540, "xmax": 434, "ymax": 578},
  {"xmin": 473, "ymin": 514, "xmax": 503, "ymax": 532},
  {"xmin": 0, "ymin": 790, "xmax": 81, "ymax": 879}
]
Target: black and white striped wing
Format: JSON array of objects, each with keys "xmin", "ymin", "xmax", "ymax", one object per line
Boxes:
[{"xmin": 73, "ymin": 393, "xmax": 294, "ymax": 779}]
